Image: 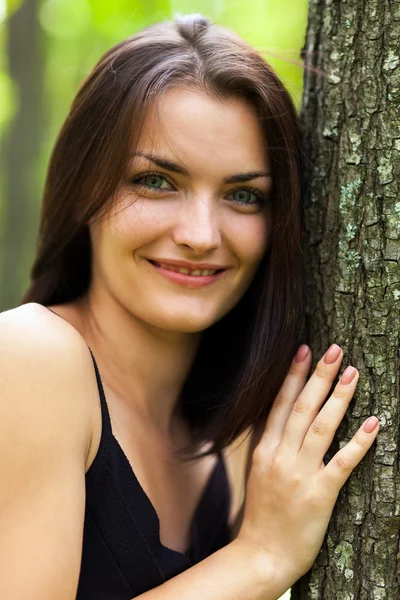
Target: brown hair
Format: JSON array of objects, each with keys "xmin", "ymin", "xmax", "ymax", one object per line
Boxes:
[{"xmin": 22, "ymin": 14, "xmax": 305, "ymax": 455}]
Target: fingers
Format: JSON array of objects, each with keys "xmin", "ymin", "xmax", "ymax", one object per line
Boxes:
[
  {"xmin": 322, "ymin": 416, "xmax": 380, "ymax": 498},
  {"xmin": 261, "ymin": 345, "xmax": 312, "ymax": 451},
  {"xmin": 279, "ymin": 344, "xmax": 344, "ymax": 454},
  {"xmin": 298, "ymin": 365, "xmax": 359, "ymax": 471}
]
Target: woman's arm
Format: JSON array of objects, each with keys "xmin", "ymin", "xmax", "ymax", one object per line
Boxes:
[
  {"xmin": 133, "ymin": 539, "xmax": 291, "ymax": 600},
  {"xmin": 0, "ymin": 306, "xmax": 95, "ymax": 600}
]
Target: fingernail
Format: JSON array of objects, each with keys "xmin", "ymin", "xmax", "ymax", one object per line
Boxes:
[
  {"xmin": 324, "ymin": 344, "xmax": 341, "ymax": 364},
  {"xmin": 363, "ymin": 416, "xmax": 379, "ymax": 433},
  {"xmin": 340, "ymin": 366, "xmax": 357, "ymax": 384},
  {"xmin": 294, "ymin": 344, "xmax": 310, "ymax": 362}
]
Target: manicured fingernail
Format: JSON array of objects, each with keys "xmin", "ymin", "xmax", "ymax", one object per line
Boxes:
[
  {"xmin": 340, "ymin": 366, "xmax": 357, "ymax": 384},
  {"xmin": 363, "ymin": 416, "xmax": 379, "ymax": 433},
  {"xmin": 294, "ymin": 344, "xmax": 310, "ymax": 362},
  {"xmin": 324, "ymin": 344, "xmax": 341, "ymax": 364}
]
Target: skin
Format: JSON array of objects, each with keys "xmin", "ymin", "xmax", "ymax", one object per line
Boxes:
[{"xmin": 49, "ymin": 87, "xmax": 272, "ymax": 553}]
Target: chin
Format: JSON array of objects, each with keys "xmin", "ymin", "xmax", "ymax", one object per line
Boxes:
[
  {"xmin": 152, "ymin": 316, "xmax": 217, "ymax": 334},
  {"xmin": 141, "ymin": 306, "xmax": 224, "ymax": 333}
]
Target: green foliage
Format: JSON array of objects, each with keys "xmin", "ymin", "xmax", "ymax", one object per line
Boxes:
[
  {"xmin": 88, "ymin": 0, "xmax": 173, "ymax": 38},
  {"xmin": 4, "ymin": 0, "xmax": 24, "ymax": 19},
  {"xmin": 40, "ymin": 0, "xmax": 91, "ymax": 39},
  {"xmin": 0, "ymin": 70, "xmax": 16, "ymax": 127}
]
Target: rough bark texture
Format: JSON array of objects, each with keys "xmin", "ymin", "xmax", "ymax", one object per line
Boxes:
[{"xmin": 290, "ymin": 1, "xmax": 400, "ymax": 599}]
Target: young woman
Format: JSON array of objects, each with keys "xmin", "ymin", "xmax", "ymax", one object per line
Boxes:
[{"xmin": 0, "ymin": 14, "xmax": 379, "ymax": 600}]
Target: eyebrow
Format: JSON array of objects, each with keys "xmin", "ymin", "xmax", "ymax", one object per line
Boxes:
[{"xmin": 132, "ymin": 152, "xmax": 272, "ymax": 184}]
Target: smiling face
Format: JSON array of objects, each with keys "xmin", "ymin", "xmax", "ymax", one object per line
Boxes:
[{"xmin": 89, "ymin": 87, "xmax": 272, "ymax": 333}]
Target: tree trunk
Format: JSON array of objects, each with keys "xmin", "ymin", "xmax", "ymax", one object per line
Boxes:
[
  {"xmin": 0, "ymin": 0, "xmax": 44, "ymax": 311},
  {"xmin": 291, "ymin": 1, "xmax": 400, "ymax": 598}
]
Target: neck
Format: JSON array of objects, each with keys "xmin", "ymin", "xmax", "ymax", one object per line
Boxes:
[{"xmin": 78, "ymin": 287, "xmax": 201, "ymax": 437}]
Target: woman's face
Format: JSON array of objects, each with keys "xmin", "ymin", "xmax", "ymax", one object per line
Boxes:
[{"xmin": 90, "ymin": 87, "xmax": 272, "ymax": 333}]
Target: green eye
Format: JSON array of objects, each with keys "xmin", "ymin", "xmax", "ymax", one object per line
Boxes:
[
  {"xmin": 138, "ymin": 174, "xmax": 171, "ymax": 189},
  {"xmin": 230, "ymin": 188, "xmax": 262, "ymax": 205}
]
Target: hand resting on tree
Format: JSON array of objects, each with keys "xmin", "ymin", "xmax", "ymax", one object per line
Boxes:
[{"xmin": 236, "ymin": 343, "xmax": 379, "ymax": 585}]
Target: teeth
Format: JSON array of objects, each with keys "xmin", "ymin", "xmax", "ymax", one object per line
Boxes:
[{"xmin": 157, "ymin": 263, "xmax": 218, "ymax": 276}]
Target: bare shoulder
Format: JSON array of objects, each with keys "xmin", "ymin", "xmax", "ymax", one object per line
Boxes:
[
  {"xmin": 0, "ymin": 303, "xmax": 97, "ymax": 598},
  {"xmin": 0, "ymin": 302, "xmax": 96, "ymax": 469},
  {"xmin": 0, "ymin": 301, "xmax": 86, "ymax": 352}
]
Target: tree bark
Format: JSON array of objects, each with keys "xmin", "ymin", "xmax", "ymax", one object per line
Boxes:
[
  {"xmin": 0, "ymin": 0, "xmax": 44, "ymax": 311},
  {"xmin": 291, "ymin": 1, "xmax": 400, "ymax": 598}
]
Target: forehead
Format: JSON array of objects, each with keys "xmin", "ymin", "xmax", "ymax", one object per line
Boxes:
[{"xmin": 135, "ymin": 87, "xmax": 270, "ymax": 172}]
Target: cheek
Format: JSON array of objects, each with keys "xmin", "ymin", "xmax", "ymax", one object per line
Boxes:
[
  {"xmin": 106, "ymin": 199, "xmax": 168, "ymax": 251},
  {"xmin": 227, "ymin": 213, "xmax": 270, "ymax": 267}
]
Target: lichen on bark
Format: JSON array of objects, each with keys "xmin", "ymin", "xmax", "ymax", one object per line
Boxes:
[{"xmin": 291, "ymin": 0, "xmax": 400, "ymax": 598}]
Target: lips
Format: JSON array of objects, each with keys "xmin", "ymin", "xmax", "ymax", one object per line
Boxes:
[
  {"xmin": 149, "ymin": 260, "xmax": 222, "ymax": 277},
  {"xmin": 146, "ymin": 259, "xmax": 227, "ymax": 287}
]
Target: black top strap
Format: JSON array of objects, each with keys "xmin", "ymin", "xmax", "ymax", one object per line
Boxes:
[{"xmin": 87, "ymin": 348, "xmax": 113, "ymax": 439}]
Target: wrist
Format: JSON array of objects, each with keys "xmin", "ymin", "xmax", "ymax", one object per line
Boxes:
[{"xmin": 229, "ymin": 538, "xmax": 294, "ymax": 599}]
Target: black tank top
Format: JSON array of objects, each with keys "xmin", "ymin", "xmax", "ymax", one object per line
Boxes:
[{"xmin": 75, "ymin": 349, "xmax": 231, "ymax": 599}]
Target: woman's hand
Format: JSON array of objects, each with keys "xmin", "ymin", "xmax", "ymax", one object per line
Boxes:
[{"xmin": 236, "ymin": 344, "xmax": 379, "ymax": 583}]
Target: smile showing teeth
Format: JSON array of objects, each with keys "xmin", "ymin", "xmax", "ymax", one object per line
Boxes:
[{"xmin": 156, "ymin": 262, "xmax": 218, "ymax": 276}]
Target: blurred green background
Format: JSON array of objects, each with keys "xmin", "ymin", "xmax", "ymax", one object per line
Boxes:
[{"xmin": 0, "ymin": 0, "xmax": 308, "ymax": 312}]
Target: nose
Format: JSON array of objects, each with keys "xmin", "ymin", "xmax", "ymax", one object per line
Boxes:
[{"xmin": 172, "ymin": 194, "xmax": 221, "ymax": 254}]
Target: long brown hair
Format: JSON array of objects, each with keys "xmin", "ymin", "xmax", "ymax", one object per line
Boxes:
[{"xmin": 22, "ymin": 14, "xmax": 305, "ymax": 455}]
